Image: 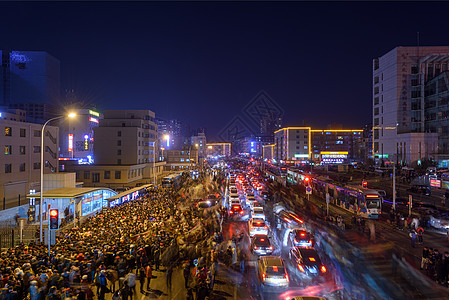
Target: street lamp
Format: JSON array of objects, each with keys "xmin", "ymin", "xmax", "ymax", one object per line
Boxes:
[{"xmin": 40, "ymin": 112, "xmax": 76, "ymax": 243}]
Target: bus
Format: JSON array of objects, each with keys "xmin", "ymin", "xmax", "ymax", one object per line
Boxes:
[
  {"xmin": 310, "ymin": 178, "xmax": 382, "ymax": 219},
  {"xmin": 162, "ymin": 173, "xmax": 182, "ymax": 187}
]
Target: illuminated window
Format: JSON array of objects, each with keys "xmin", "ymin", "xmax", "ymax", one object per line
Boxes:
[
  {"xmin": 5, "ymin": 127, "xmax": 12, "ymax": 136},
  {"xmin": 20, "ymin": 146, "xmax": 25, "ymax": 155},
  {"xmin": 4, "ymin": 145, "xmax": 11, "ymax": 155}
]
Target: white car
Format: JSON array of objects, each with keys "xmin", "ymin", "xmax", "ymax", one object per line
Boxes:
[
  {"xmin": 252, "ymin": 207, "xmax": 265, "ymax": 220},
  {"xmin": 247, "ymin": 196, "xmax": 256, "ymax": 207},
  {"xmin": 249, "ymin": 218, "xmax": 268, "ymax": 237}
]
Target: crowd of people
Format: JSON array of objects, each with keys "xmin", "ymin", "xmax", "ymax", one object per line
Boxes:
[{"xmin": 0, "ymin": 172, "xmax": 225, "ymax": 300}]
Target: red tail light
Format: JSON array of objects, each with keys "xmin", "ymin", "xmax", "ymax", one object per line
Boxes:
[
  {"xmin": 239, "ymin": 210, "xmax": 244, "ymax": 215},
  {"xmin": 320, "ymin": 266, "xmax": 327, "ymax": 273},
  {"xmin": 285, "ymin": 273, "xmax": 289, "ymax": 282},
  {"xmin": 254, "ymin": 246, "xmax": 259, "ymax": 250},
  {"xmin": 262, "ymin": 273, "xmax": 266, "ymax": 281},
  {"xmin": 308, "ymin": 240, "xmax": 312, "ymax": 244},
  {"xmin": 229, "ymin": 210, "xmax": 234, "ymax": 214},
  {"xmin": 298, "ymin": 264, "xmax": 305, "ymax": 272},
  {"xmin": 268, "ymin": 246, "xmax": 273, "ymax": 250},
  {"xmin": 263, "ymin": 226, "xmax": 268, "ymax": 229}
]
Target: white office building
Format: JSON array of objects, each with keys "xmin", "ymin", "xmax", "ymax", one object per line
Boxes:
[{"xmin": 372, "ymin": 46, "xmax": 449, "ymax": 165}]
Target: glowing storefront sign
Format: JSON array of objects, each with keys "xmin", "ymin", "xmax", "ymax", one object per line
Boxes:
[
  {"xmin": 89, "ymin": 110, "xmax": 100, "ymax": 117},
  {"xmin": 89, "ymin": 117, "xmax": 99, "ymax": 123},
  {"xmin": 294, "ymin": 154, "xmax": 309, "ymax": 158},
  {"xmin": 84, "ymin": 135, "xmax": 89, "ymax": 150},
  {"xmin": 320, "ymin": 151, "xmax": 347, "ymax": 164},
  {"xmin": 68, "ymin": 134, "xmax": 73, "ymax": 152},
  {"xmin": 430, "ymin": 179, "xmax": 441, "ymax": 188}
]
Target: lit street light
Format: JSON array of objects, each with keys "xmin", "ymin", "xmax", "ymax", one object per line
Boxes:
[{"xmin": 40, "ymin": 112, "xmax": 76, "ymax": 243}]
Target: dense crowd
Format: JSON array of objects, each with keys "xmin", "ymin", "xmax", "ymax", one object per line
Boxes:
[{"xmin": 0, "ymin": 175, "xmax": 223, "ymax": 300}]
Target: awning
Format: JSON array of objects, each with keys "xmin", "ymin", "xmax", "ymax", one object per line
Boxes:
[{"xmin": 105, "ymin": 183, "xmax": 153, "ymax": 201}]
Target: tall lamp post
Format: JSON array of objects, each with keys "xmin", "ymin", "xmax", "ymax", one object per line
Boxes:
[{"xmin": 40, "ymin": 113, "xmax": 76, "ymax": 243}]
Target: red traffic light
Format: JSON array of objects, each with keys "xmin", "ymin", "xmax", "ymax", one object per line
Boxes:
[
  {"xmin": 362, "ymin": 181, "xmax": 368, "ymax": 187},
  {"xmin": 49, "ymin": 209, "xmax": 59, "ymax": 230},
  {"xmin": 304, "ymin": 177, "xmax": 310, "ymax": 182}
]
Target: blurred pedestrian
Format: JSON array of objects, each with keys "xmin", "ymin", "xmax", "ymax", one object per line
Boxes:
[
  {"xmin": 417, "ymin": 227, "xmax": 424, "ymax": 244},
  {"xmin": 145, "ymin": 264, "xmax": 152, "ymax": 291},
  {"xmin": 410, "ymin": 229, "xmax": 416, "ymax": 248}
]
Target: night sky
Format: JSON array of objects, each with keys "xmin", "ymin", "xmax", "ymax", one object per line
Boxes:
[{"xmin": 1, "ymin": 1, "xmax": 449, "ymax": 139}]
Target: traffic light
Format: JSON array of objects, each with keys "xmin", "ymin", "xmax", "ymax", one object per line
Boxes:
[
  {"xmin": 362, "ymin": 180, "xmax": 368, "ymax": 188},
  {"xmin": 304, "ymin": 177, "xmax": 310, "ymax": 185},
  {"xmin": 49, "ymin": 209, "xmax": 59, "ymax": 230}
]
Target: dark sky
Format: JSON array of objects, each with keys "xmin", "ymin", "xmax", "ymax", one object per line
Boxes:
[{"xmin": 1, "ymin": 1, "xmax": 449, "ymax": 139}]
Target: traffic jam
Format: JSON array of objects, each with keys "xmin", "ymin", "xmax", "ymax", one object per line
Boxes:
[{"xmin": 222, "ymin": 160, "xmax": 338, "ymax": 299}]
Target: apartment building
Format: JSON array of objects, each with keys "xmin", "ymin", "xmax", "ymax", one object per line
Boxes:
[{"xmin": 0, "ymin": 116, "xmax": 58, "ymax": 209}]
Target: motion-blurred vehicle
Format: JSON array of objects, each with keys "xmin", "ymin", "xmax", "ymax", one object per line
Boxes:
[
  {"xmin": 429, "ymin": 212, "xmax": 449, "ymax": 230},
  {"xmin": 290, "ymin": 229, "xmax": 313, "ymax": 247},
  {"xmin": 289, "ymin": 247, "xmax": 327, "ymax": 276},
  {"xmin": 407, "ymin": 185, "xmax": 431, "ymax": 196},
  {"xmin": 251, "ymin": 234, "xmax": 273, "ymax": 255},
  {"xmin": 229, "ymin": 204, "xmax": 244, "ymax": 216},
  {"xmin": 258, "ymin": 256, "xmax": 289, "ymax": 288},
  {"xmin": 251, "ymin": 207, "xmax": 265, "ymax": 220},
  {"xmin": 251, "ymin": 201, "xmax": 263, "ymax": 211},
  {"xmin": 249, "ymin": 218, "xmax": 268, "ymax": 237}
]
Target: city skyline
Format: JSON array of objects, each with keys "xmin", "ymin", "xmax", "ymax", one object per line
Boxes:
[{"xmin": 1, "ymin": 2, "xmax": 449, "ymax": 139}]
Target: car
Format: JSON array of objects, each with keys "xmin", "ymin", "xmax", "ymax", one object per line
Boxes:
[
  {"xmin": 290, "ymin": 229, "xmax": 313, "ymax": 247},
  {"xmin": 429, "ymin": 212, "xmax": 449, "ymax": 230},
  {"xmin": 258, "ymin": 255, "xmax": 289, "ymax": 287},
  {"xmin": 229, "ymin": 204, "xmax": 244, "ymax": 216},
  {"xmin": 246, "ymin": 192, "xmax": 255, "ymax": 198},
  {"xmin": 247, "ymin": 196, "xmax": 257, "ymax": 207},
  {"xmin": 251, "ymin": 201, "xmax": 263, "ymax": 210},
  {"xmin": 407, "ymin": 185, "xmax": 431, "ymax": 196},
  {"xmin": 196, "ymin": 199, "xmax": 214, "ymax": 209},
  {"xmin": 251, "ymin": 234, "xmax": 273, "ymax": 255},
  {"xmin": 230, "ymin": 187, "xmax": 238, "ymax": 194},
  {"xmin": 252, "ymin": 207, "xmax": 266, "ymax": 220},
  {"xmin": 249, "ymin": 218, "xmax": 268, "ymax": 237},
  {"xmin": 289, "ymin": 247, "xmax": 327, "ymax": 276}
]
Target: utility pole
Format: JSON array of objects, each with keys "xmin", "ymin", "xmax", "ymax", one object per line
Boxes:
[{"xmin": 393, "ymin": 165, "xmax": 396, "ymax": 211}]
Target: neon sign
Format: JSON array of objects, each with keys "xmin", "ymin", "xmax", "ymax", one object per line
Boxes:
[
  {"xmin": 68, "ymin": 134, "xmax": 73, "ymax": 152},
  {"xmin": 89, "ymin": 110, "xmax": 100, "ymax": 117},
  {"xmin": 89, "ymin": 117, "xmax": 99, "ymax": 123}
]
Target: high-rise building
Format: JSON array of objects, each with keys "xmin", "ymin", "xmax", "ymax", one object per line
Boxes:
[
  {"xmin": 0, "ymin": 109, "xmax": 59, "ymax": 209},
  {"xmin": 372, "ymin": 46, "xmax": 449, "ymax": 165},
  {"xmin": 1, "ymin": 50, "xmax": 61, "ymax": 123},
  {"xmin": 94, "ymin": 110, "xmax": 157, "ymax": 165},
  {"xmin": 274, "ymin": 127, "xmax": 311, "ymax": 161},
  {"xmin": 274, "ymin": 126, "xmax": 364, "ymax": 163},
  {"xmin": 191, "ymin": 132, "xmax": 207, "ymax": 158},
  {"xmin": 59, "ymin": 108, "xmax": 102, "ymax": 163},
  {"xmin": 260, "ymin": 112, "xmax": 282, "ymax": 136},
  {"xmin": 63, "ymin": 109, "xmax": 164, "ymax": 188}
]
